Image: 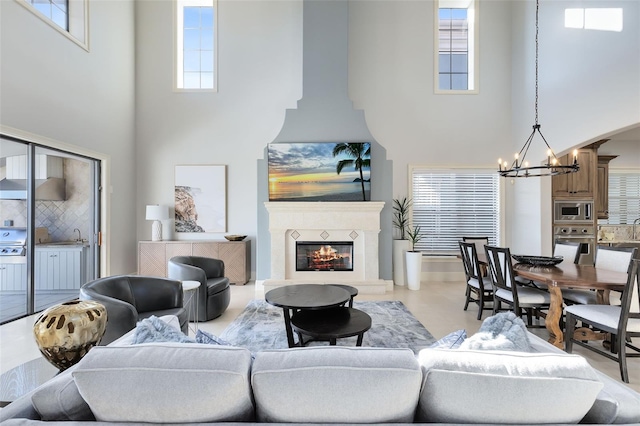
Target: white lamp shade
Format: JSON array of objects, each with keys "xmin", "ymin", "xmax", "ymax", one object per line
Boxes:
[{"xmin": 146, "ymin": 205, "xmax": 169, "ymax": 221}]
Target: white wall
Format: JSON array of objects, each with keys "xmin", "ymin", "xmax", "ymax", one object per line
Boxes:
[
  {"xmin": 0, "ymin": 0, "xmax": 136, "ymax": 275},
  {"xmin": 349, "ymin": 0, "xmax": 514, "ymax": 197},
  {"xmin": 2, "ymin": 0, "xmax": 637, "ymax": 277},
  {"xmin": 509, "ymin": 0, "xmax": 640, "ymax": 256},
  {"xmin": 134, "ymin": 1, "xmax": 302, "ymax": 278}
]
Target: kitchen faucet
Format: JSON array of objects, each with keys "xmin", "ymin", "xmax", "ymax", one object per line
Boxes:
[
  {"xmin": 74, "ymin": 228, "xmax": 82, "ymax": 242},
  {"xmin": 634, "ymin": 218, "xmax": 640, "ymax": 240}
]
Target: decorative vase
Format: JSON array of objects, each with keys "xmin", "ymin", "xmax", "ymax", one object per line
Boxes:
[
  {"xmin": 33, "ymin": 300, "xmax": 107, "ymax": 371},
  {"xmin": 405, "ymin": 251, "xmax": 423, "ymax": 291},
  {"xmin": 393, "ymin": 240, "xmax": 411, "ymax": 286}
]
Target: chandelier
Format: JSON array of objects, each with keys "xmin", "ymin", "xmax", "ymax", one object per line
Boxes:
[{"xmin": 498, "ymin": 0, "xmax": 579, "ymax": 178}]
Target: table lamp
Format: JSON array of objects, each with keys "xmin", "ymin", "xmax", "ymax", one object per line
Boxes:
[{"xmin": 146, "ymin": 205, "xmax": 169, "ymax": 241}]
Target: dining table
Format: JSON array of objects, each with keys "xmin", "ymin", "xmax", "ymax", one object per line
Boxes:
[{"xmin": 475, "ymin": 252, "xmax": 628, "ymax": 349}]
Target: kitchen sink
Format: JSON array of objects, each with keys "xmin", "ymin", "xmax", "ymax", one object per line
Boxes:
[{"xmin": 39, "ymin": 241, "xmax": 87, "ymax": 246}]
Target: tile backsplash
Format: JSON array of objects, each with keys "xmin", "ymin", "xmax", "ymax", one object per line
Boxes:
[{"xmin": 0, "ymin": 158, "xmax": 92, "ymax": 243}]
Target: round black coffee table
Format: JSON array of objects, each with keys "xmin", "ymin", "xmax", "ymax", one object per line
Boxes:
[
  {"xmin": 291, "ymin": 307, "xmax": 372, "ymax": 346},
  {"xmin": 265, "ymin": 284, "xmax": 351, "ymax": 347}
]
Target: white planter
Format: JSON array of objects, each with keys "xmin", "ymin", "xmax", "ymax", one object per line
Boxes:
[
  {"xmin": 405, "ymin": 251, "xmax": 423, "ymax": 291},
  {"xmin": 392, "ymin": 240, "xmax": 411, "ymax": 286}
]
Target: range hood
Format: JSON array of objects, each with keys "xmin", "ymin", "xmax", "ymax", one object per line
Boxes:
[{"xmin": 0, "ymin": 178, "xmax": 66, "ymax": 200}]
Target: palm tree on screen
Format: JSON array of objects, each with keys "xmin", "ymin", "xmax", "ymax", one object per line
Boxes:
[{"xmin": 332, "ymin": 143, "xmax": 371, "ymax": 201}]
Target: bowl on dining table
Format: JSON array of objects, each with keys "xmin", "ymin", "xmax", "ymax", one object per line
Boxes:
[{"xmin": 511, "ymin": 255, "xmax": 563, "ymax": 266}]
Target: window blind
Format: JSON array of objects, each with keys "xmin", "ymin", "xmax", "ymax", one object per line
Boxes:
[
  {"xmin": 606, "ymin": 171, "xmax": 640, "ymax": 225},
  {"xmin": 411, "ymin": 169, "xmax": 500, "ymax": 255}
]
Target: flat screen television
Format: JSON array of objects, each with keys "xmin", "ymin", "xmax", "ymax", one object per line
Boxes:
[{"xmin": 268, "ymin": 142, "xmax": 371, "ymax": 202}]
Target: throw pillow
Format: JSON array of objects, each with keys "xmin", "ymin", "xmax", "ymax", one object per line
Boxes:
[
  {"xmin": 459, "ymin": 311, "xmax": 531, "ymax": 352},
  {"xmin": 131, "ymin": 315, "xmax": 195, "ymax": 344},
  {"xmin": 195, "ymin": 329, "xmax": 232, "ymax": 346},
  {"xmin": 428, "ymin": 329, "xmax": 466, "ymax": 349},
  {"xmin": 31, "ymin": 365, "xmax": 94, "ymax": 421},
  {"xmin": 71, "ymin": 343, "xmax": 255, "ymax": 423}
]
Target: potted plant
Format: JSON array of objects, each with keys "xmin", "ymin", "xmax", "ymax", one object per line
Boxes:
[
  {"xmin": 392, "ymin": 197, "xmax": 412, "ymax": 286},
  {"xmin": 405, "ymin": 225, "xmax": 423, "ymax": 290}
]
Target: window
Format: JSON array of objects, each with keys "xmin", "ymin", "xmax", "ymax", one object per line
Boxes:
[
  {"xmin": 411, "ymin": 167, "xmax": 501, "ymax": 255},
  {"xmin": 17, "ymin": 0, "xmax": 88, "ymax": 50},
  {"xmin": 435, "ymin": 0, "xmax": 478, "ymax": 93},
  {"xmin": 565, "ymin": 8, "xmax": 623, "ymax": 32},
  {"xmin": 175, "ymin": 0, "xmax": 217, "ymax": 91},
  {"xmin": 604, "ymin": 171, "xmax": 640, "ymax": 225},
  {"xmin": 27, "ymin": 0, "xmax": 67, "ymax": 30}
]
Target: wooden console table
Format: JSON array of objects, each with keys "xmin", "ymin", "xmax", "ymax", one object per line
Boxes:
[{"xmin": 138, "ymin": 240, "xmax": 250, "ymax": 285}]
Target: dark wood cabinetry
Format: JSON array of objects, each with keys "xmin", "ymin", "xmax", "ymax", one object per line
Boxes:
[
  {"xmin": 552, "ymin": 149, "xmax": 596, "ymax": 198},
  {"xmin": 596, "ymin": 155, "xmax": 617, "ymax": 219}
]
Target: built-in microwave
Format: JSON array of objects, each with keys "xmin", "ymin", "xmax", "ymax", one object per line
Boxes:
[{"xmin": 554, "ymin": 201, "xmax": 593, "ymax": 223}]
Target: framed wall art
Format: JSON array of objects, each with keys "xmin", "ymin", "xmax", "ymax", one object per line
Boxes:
[{"xmin": 174, "ymin": 165, "xmax": 226, "ymax": 233}]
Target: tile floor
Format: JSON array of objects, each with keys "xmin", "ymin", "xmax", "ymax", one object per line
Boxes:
[{"xmin": 1, "ymin": 280, "xmax": 638, "ymax": 393}]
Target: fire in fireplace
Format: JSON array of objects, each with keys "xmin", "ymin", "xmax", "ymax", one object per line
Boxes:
[{"xmin": 296, "ymin": 241, "xmax": 353, "ymax": 272}]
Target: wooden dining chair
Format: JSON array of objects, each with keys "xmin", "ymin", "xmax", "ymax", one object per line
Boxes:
[
  {"xmin": 565, "ymin": 259, "xmax": 640, "ymax": 383},
  {"xmin": 596, "ymin": 246, "xmax": 638, "ymax": 306},
  {"xmin": 551, "ymin": 242, "xmax": 598, "ymax": 305},
  {"xmin": 458, "ymin": 241, "xmax": 493, "ymax": 320},
  {"xmin": 484, "ymin": 245, "xmax": 551, "ymax": 327},
  {"xmin": 462, "ymin": 237, "xmax": 489, "ymax": 277}
]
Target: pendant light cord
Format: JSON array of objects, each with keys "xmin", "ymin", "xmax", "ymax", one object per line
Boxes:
[{"xmin": 534, "ymin": 0, "xmax": 539, "ymax": 126}]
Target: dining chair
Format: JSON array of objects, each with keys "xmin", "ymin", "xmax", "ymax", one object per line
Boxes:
[
  {"xmin": 461, "ymin": 237, "xmax": 489, "ymax": 277},
  {"xmin": 549, "ymin": 242, "xmax": 598, "ymax": 305},
  {"xmin": 458, "ymin": 241, "xmax": 493, "ymax": 320},
  {"xmin": 565, "ymin": 259, "xmax": 640, "ymax": 383},
  {"xmin": 484, "ymin": 245, "xmax": 551, "ymax": 327},
  {"xmin": 596, "ymin": 246, "xmax": 638, "ymax": 306}
]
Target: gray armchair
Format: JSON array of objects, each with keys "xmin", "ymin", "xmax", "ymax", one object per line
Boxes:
[
  {"xmin": 79, "ymin": 275, "xmax": 188, "ymax": 345},
  {"xmin": 168, "ymin": 256, "xmax": 231, "ymax": 322}
]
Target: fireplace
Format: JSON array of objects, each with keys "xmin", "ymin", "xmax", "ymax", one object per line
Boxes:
[
  {"xmin": 296, "ymin": 241, "xmax": 353, "ymax": 272},
  {"xmin": 263, "ymin": 201, "xmax": 389, "ymax": 294}
]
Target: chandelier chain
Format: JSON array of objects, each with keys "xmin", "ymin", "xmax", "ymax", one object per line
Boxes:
[
  {"xmin": 534, "ymin": 0, "xmax": 539, "ymax": 126},
  {"xmin": 497, "ymin": 0, "xmax": 579, "ymax": 178}
]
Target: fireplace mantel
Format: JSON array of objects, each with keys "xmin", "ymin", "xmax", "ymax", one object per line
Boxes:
[{"xmin": 264, "ymin": 202, "xmax": 389, "ymax": 294}]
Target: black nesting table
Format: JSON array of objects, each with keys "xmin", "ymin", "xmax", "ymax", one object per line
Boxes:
[
  {"xmin": 265, "ymin": 284, "xmax": 356, "ymax": 347},
  {"xmin": 291, "ymin": 306, "xmax": 371, "ymax": 346}
]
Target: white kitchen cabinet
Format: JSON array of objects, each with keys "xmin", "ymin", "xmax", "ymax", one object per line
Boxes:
[
  {"xmin": 34, "ymin": 246, "xmax": 88, "ymax": 291},
  {"xmin": 0, "ymin": 263, "xmax": 27, "ymax": 291}
]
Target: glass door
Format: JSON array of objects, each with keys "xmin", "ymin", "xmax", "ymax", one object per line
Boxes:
[
  {"xmin": 0, "ymin": 138, "xmax": 29, "ymax": 323},
  {"xmin": 0, "ymin": 136, "xmax": 101, "ymax": 324},
  {"xmin": 33, "ymin": 146, "xmax": 99, "ymax": 312}
]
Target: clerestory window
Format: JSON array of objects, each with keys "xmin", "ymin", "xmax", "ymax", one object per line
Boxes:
[
  {"xmin": 435, "ymin": 0, "xmax": 478, "ymax": 93},
  {"xmin": 175, "ymin": 0, "xmax": 217, "ymax": 91},
  {"xmin": 17, "ymin": 0, "xmax": 88, "ymax": 50}
]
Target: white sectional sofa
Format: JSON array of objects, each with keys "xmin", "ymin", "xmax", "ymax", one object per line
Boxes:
[{"xmin": 1, "ymin": 315, "xmax": 639, "ymax": 425}]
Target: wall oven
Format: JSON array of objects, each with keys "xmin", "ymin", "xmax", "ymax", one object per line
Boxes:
[
  {"xmin": 554, "ymin": 225, "xmax": 595, "ymax": 265},
  {"xmin": 554, "ymin": 201, "xmax": 593, "ymax": 223}
]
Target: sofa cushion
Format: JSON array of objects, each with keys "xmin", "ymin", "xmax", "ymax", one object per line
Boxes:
[
  {"xmin": 71, "ymin": 343, "xmax": 254, "ymax": 423},
  {"xmin": 30, "ymin": 366, "xmax": 94, "ymax": 421},
  {"xmin": 416, "ymin": 348, "xmax": 604, "ymax": 424},
  {"xmin": 251, "ymin": 347, "xmax": 421, "ymax": 423}
]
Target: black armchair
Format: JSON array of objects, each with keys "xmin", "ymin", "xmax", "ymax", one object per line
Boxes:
[
  {"xmin": 168, "ymin": 256, "xmax": 231, "ymax": 322},
  {"xmin": 79, "ymin": 275, "xmax": 188, "ymax": 345}
]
